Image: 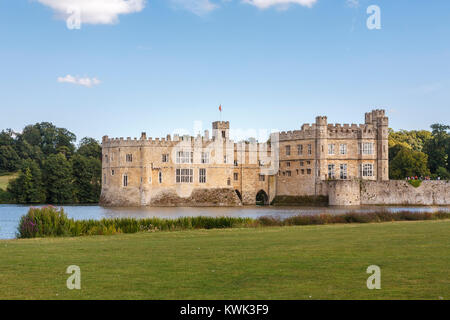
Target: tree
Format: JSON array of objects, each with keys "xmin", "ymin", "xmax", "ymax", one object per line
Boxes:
[
  {"xmin": 72, "ymin": 154, "xmax": 101, "ymax": 203},
  {"xmin": 77, "ymin": 137, "xmax": 102, "ymax": 159},
  {"xmin": 389, "ymin": 147, "xmax": 431, "ymax": 179},
  {"xmin": 22, "ymin": 122, "xmax": 76, "ymax": 156},
  {"xmin": 423, "ymin": 124, "xmax": 450, "ymax": 173},
  {"xmin": 389, "ymin": 129, "xmax": 431, "ymax": 152},
  {"xmin": 7, "ymin": 159, "xmax": 46, "ymax": 203},
  {"xmin": 0, "ymin": 145, "xmax": 20, "ymax": 172},
  {"xmin": 42, "ymin": 153, "xmax": 74, "ymax": 204},
  {"xmin": 435, "ymin": 167, "xmax": 450, "ymax": 180}
]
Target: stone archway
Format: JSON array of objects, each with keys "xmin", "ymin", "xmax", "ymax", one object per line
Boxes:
[{"xmin": 256, "ymin": 189, "xmax": 269, "ymax": 206}]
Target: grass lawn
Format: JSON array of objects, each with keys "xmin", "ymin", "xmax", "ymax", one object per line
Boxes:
[
  {"xmin": 0, "ymin": 172, "xmax": 17, "ymax": 190},
  {"xmin": 0, "ymin": 220, "xmax": 448, "ymax": 300}
]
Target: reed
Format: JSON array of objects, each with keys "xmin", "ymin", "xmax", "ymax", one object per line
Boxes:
[{"xmin": 16, "ymin": 206, "xmax": 450, "ymax": 238}]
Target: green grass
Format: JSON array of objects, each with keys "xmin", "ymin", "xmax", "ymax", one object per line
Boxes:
[
  {"xmin": 1, "ymin": 220, "xmax": 449, "ymax": 300},
  {"xmin": 0, "ymin": 172, "xmax": 17, "ymax": 190}
]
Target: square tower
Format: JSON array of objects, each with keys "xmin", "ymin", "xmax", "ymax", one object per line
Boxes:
[{"xmin": 212, "ymin": 121, "xmax": 230, "ymax": 140}]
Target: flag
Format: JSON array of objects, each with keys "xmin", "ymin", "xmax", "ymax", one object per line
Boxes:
[{"xmin": 219, "ymin": 104, "xmax": 222, "ymax": 112}]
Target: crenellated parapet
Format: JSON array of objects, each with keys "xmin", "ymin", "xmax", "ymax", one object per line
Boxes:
[
  {"xmin": 102, "ymin": 133, "xmax": 271, "ymax": 153},
  {"xmin": 278, "ymin": 122, "xmax": 378, "ymax": 141}
]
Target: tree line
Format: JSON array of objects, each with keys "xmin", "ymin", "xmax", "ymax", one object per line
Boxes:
[
  {"xmin": 0, "ymin": 122, "xmax": 101, "ymax": 204},
  {"xmin": 0, "ymin": 121, "xmax": 449, "ymax": 204},
  {"xmin": 389, "ymin": 124, "xmax": 450, "ymax": 180}
]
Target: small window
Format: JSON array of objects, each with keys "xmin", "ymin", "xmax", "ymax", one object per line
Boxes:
[
  {"xmin": 162, "ymin": 154, "xmax": 169, "ymax": 163},
  {"xmin": 286, "ymin": 170, "xmax": 292, "ymax": 177},
  {"xmin": 328, "ymin": 164, "xmax": 335, "ymax": 179},
  {"xmin": 286, "ymin": 145, "xmax": 291, "ymax": 156},
  {"xmin": 286, "ymin": 162, "xmax": 290, "ymax": 167},
  {"xmin": 297, "ymin": 145, "xmax": 303, "ymax": 155},
  {"xmin": 222, "ymin": 131, "xmax": 226, "ymax": 138},
  {"xmin": 307, "ymin": 161, "xmax": 311, "ymax": 165},
  {"xmin": 158, "ymin": 171, "xmax": 162, "ymax": 183},
  {"xmin": 123, "ymin": 174, "xmax": 128, "ymax": 187},
  {"xmin": 111, "ymin": 169, "xmax": 115, "ymax": 176},
  {"xmin": 301, "ymin": 169, "xmax": 305, "ymax": 175},
  {"xmin": 307, "ymin": 169, "xmax": 312, "ymax": 175},
  {"xmin": 234, "ymin": 160, "xmax": 238, "ymax": 166},
  {"xmin": 126, "ymin": 154, "xmax": 133, "ymax": 162},
  {"xmin": 259, "ymin": 174, "xmax": 265, "ymax": 181},
  {"xmin": 201, "ymin": 152, "xmax": 209, "ymax": 164},
  {"xmin": 296, "ymin": 169, "xmax": 299, "ymax": 175},
  {"xmin": 300, "ymin": 161, "xmax": 304, "ymax": 167},
  {"xmin": 307, "ymin": 144, "xmax": 312, "ymax": 155},
  {"xmin": 234, "ymin": 172, "xmax": 239, "ymax": 181},
  {"xmin": 328, "ymin": 144, "xmax": 335, "ymax": 155},
  {"xmin": 340, "ymin": 144, "xmax": 347, "ymax": 155},
  {"xmin": 362, "ymin": 164, "xmax": 374, "ymax": 177},
  {"xmin": 227, "ymin": 178, "xmax": 231, "ymax": 186},
  {"xmin": 340, "ymin": 164, "xmax": 348, "ymax": 179},
  {"xmin": 199, "ymin": 168, "xmax": 206, "ymax": 183}
]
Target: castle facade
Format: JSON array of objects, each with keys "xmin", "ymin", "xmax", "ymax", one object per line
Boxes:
[{"xmin": 100, "ymin": 109, "xmax": 389, "ymax": 206}]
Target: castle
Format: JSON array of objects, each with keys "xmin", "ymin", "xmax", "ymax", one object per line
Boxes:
[{"xmin": 100, "ymin": 109, "xmax": 389, "ymax": 206}]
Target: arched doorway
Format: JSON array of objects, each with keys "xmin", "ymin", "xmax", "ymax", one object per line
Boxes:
[
  {"xmin": 235, "ymin": 190, "xmax": 243, "ymax": 202},
  {"xmin": 256, "ymin": 190, "xmax": 269, "ymax": 206}
]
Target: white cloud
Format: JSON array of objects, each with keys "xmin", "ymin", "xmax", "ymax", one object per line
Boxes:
[
  {"xmin": 243, "ymin": 0, "xmax": 317, "ymax": 10},
  {"xmin": 57, "ymin": 75, "xmax": 101, "ymax": 87},
  {"xmin": 37, "ymin": 0, "xmax": 146, "ymax": 25},
  {"xmin": 169, "ymin": 0, "xmax": 218, "ymax": 15}
]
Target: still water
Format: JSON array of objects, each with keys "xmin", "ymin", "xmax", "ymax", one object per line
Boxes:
[{"xmin": 1, "ymin": 204, "xmax": 449, "ymax": 239}]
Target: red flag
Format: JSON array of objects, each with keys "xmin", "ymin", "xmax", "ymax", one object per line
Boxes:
[{"xmin": 219, "ymin": 104, "xmax": 222, "ymax": 112}]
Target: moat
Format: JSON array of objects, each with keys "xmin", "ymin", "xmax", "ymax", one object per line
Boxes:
[{"xmin": 1, "ymin": 204, "xmax": 449, "ymax": 240}]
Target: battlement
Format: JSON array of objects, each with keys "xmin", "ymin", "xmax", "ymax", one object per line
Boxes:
[
  {"xmin": 212, "ymin": 121, "xmax": 230, "ymax": 130},
  {"xmin": 277, "ymin": 110, "xmax": 384, "ymax": 141},
  {"xmin": 365, "ymin": 109, "xmax": 386, "ymax": 124},
  {"xmin": 315, "ymin": 116, "xmax": 328, "ymax": 126}
]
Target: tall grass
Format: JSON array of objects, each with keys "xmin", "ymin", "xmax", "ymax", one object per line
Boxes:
[{"xmin": 17, "ymin": 206, "xmax": 450, "ymax": 238}]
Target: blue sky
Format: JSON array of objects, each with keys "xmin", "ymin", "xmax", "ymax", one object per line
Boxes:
[{"xmin": 1, "ymin": 0, "xmax": 449, "ymax": 142}]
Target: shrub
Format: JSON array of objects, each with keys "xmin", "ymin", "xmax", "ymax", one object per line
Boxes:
[
  {"xmin": 408, "ymin": 180, "xmax": 422, "ymax": 188},
  {"xmin": 17, "ymin": 206, "xmax": 72, "ymax": 238}
]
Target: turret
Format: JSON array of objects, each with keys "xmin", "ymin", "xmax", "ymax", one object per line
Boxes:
[
  {"xmin": 212, "ymin": 121, "xmax": 230, "ymax": 140},
  {"xmin": 315, "ymin": 116, "xmax": 328, "ymax": 183}
]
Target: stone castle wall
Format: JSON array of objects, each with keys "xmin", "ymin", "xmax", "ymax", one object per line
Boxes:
[
  {"xmin": 327, "ymin": 180, "xmax": 450, "ymax": 206},
  {"xmin": 360, "ymin": 180, "xmax": 450, "ymax": 206}
]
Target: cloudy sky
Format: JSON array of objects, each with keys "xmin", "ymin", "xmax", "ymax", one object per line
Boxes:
[{"xmin": 1, "ymin": 0, "xmax": 449, "ymax": 141}]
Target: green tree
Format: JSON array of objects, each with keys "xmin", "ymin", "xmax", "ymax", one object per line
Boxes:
[
  {"xmin": 0, "ymin": 145, "xmax": 20, "ymax": 172},
  {"xmin": 72, "ymin": 154, "xmax": 101, "ymax": 203},
  {"xmin": 389, "ymin": 147, "xmax": 431, "ymax": 179},
  {"xmin": 7, "ymin": 160, "xmax": 46, "ymax": 203},
  {"xmin": 77, "ymin": 137, "xmax": 102, "ymax": 159},
  {"xmin": 21, "ymin": 122, "xmax": 76, "ymax": 156},
  {"xmin": 423, "ymin": 124, "xmax": 450, "ymax": 173},
  {"xmin": 389, "ymin": 129, "xmax": 431, "ymax": 152},
  {"xmin": 42, "ymin": 153, "xmax": 74, "ymax": 204}
]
